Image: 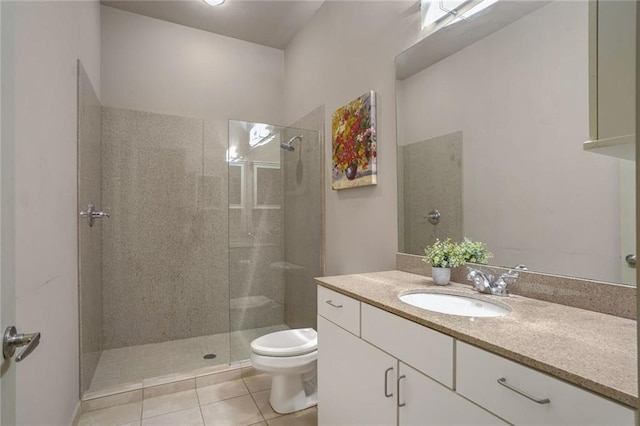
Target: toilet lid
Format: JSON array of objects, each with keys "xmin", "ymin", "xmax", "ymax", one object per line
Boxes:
[{"xmin": 251, "ymin": 328, "xmax": 317, "ymax": 357}]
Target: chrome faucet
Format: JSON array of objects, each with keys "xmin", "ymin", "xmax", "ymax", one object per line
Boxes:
[
  {"xmin": 467, "ymin": 268, "xmax": 493, "ymax": 294},
  {"xmin": 466, "ymin": 267, "xmax": 519, "ymax": 297}
]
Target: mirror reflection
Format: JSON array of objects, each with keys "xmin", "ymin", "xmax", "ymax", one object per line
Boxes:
[{"xmin": 396, "ymin": 1, "xmax": 636, "ymax": 286}]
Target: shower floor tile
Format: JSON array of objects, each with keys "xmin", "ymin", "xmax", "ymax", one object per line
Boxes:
[{"xmin": 88, "ymin": 324, "xmax": 289, "ymax": 395}]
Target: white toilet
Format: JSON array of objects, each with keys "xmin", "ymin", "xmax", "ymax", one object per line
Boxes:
[{"xmin": 250, "ymin": 328, "xmax": 318, "ymax": 414}]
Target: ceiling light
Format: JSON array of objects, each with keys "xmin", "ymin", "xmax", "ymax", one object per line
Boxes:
[{"xmin": 203, "ymin": 0, "xmax": 225, "ymax": 6}]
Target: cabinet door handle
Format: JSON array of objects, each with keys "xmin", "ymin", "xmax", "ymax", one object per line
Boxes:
[
  {"xmin": 397, "ymin": 374, "xmax": 406, "ymax": 407},
  {"xmin": 325, "ymin": 300, "xmax": 343, "ymax": 308},
  {"xmin": 497, "ymin": 377, "xmax": 550, "ymax": 404},
  {"xmin": 384, "ymin": 367, "xmax": 394, "ymax": 397}
]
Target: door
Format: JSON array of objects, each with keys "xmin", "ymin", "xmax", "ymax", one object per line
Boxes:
[
  {"xmin": 318, "ymin": 316, "xmax": 397, "ymax": 426},
  {"xmin": 398, "ymin": 362, "xmax": 507, "ymax": 426},
  {"xmin": 0, "ymin": 1, "xmax": 17, "ymax": 423},
  {"xmin": 620, "ymin": 161, "xmax": 635, "ymax": 285}
]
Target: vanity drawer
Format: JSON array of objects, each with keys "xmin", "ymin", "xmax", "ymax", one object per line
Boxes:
[
  {"xmin": 456, "ymin": 341, "xmax": 635, "ymax": 426},
  {"xmin": 361, "ymin": 303, "xmax": 454, "ymax": 388},
  {"xmin": 317, "ymin": 286, "xmax": 361, "ymax": 336}
]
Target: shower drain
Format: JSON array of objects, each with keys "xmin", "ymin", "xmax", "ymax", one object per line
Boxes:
[{"xmin": 203, "ymin": 353, "xmax": 217, "ymax": 360}]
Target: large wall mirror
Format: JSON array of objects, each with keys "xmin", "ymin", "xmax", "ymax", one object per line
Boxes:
[{"xmin": 396, "ymin": 0, "xmax": 636, "ymax": 286}]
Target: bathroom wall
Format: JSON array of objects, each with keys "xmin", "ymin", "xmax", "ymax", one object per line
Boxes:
[
  {"xmin": 77, "ymin": 61, "xmax": 103, "ymax": 395},
  {"xmin": 283, "ymin": 1, "xmax": 418, "ymax": 276},
  {"xmin": 4, "ymin": 0, "xmax": 101, "ymax": 424},
  {"xmin": 100, "ymin": 5, "xmax": 283, "ymax": 124},
  {"xmin": 396, "ymin": 2, "xmax": 622, "ymax": 282}
]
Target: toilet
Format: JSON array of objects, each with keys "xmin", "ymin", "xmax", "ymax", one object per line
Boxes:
[{"xmin": 250, "ymin": 328, "xmax": 318, "ymax": 414}]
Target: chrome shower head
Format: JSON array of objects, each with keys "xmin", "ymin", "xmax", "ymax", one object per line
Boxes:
[
  {"xmin": 280, "ymin": 142, "xmax": 295, "ymax": 152},
  {"xmin": 280, "ymin": 135, "xmax": 302, "ymax": 152}
]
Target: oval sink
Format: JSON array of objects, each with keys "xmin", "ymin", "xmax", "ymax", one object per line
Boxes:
[{"xmin": 399, "ymin": 292, "xmax": 510, "ymax": 318}]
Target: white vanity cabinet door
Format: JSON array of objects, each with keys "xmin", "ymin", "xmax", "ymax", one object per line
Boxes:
[
  {"xmin": 457, "ymin": 342, "xmax": 635, "ymax": 426},
  {"xmin": 398, "ymin": 362, "xmax": 508, "ymax": 426},
  {"xmin": 317, "ymin": 286, "xmax": 361, "ymax": 336},
  {"xmin": 318, "ymin": 315, "xmax": 397, "ymax": 426},
  {"xmin": 361, "ymin": 303, "xmax": 454, "ymax": 388}
]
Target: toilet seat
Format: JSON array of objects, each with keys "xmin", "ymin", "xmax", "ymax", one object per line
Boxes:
[{"xmin": 251, "ymin": 328, "xmax": 317, "ymax": 357}]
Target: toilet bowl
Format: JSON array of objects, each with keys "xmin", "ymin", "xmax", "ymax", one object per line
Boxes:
[{"xmin": 250, "ymin": 328, "xmax": 318, "ymax": 414}]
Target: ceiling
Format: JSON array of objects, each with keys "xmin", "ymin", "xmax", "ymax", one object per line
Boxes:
[{"xmin": 101, "ymin": 0, "xmax": 324, "ymax": 50}]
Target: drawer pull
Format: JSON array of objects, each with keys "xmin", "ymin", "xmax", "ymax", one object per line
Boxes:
[
  {"xmin": 397, "ymin": 374, "xmax": 406, "ymax": 407},
  {"xmin": 325, "ymin": 300, "xmax": 343, "ymax": 308},
  {"xmin": 384, "ymin": 367, "xmax": 394, "ymax": 397},
  {"xmin": 497, "ymin": 377, "xmax": 551, "ymax": 404}
]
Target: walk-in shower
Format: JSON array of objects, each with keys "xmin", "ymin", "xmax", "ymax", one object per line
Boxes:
[{"xmin": 77, "ymin": 63, "xmax": 323, "ymax": 397}]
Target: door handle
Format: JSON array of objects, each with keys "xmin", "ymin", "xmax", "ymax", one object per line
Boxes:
[
  {"xmin": 625, "ymin": 254, "xmax": 636, "ymax": 267},
  {"xmin": 397, "ymin": 374, "xmax": 406, "ymax": 407},
  {"xmin": 3, "ymin": 326, "xmax": 41, "ymax": 362},
  {"xmin": 497, "ymin": 377, "xmax": 550, "ymax": 404},
  {"xmin": 384, "ymin": 367, "xmax": 394, "ymax": 397}
]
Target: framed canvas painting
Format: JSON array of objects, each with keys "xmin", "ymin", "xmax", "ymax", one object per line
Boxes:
[{"xmin": 331, "ymin": 91, "xmax": 377, "ymax": 190}]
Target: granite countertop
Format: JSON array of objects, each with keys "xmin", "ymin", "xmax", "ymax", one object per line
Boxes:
[{"xmin": 315, "ymin": 270, "xmax": 638, "ymax": 409}]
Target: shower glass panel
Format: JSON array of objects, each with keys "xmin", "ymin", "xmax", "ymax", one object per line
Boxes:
[
  {"xmin": 228, "ymin": 121, "xmax": 321, "ymax": 363},
  {"xmin": 77, "ymin": 61, "xmax": 103, "ymax": 396}
]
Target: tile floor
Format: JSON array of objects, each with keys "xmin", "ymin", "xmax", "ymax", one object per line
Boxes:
[
  {"xmin": 89, "ymin": 325, "xmax": 289, "ymax": 393},
  {"xmin": 78, "ymin": 373, "xmax": 318, "ymax": 426}
]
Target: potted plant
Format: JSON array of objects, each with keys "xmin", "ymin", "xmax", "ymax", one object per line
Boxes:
[
  {"xmin": 422, "ymin": 238, "xmax": 464, "ymax": 285},
  {"xmin": 458, "ymin": 238, "xmax": 493, "ymax": 265}
]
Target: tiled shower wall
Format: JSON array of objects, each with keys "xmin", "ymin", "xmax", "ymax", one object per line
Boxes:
[
  {"xmin": 399, "ymin": 131, "xmax": 463, "ymax": 255},
  {"xmin": 78, "ymin": 62, "xmax": 104, "ymax": 394},
  {"xmin": 283, "ymin": 107, "xmax": 324, "ymax": 330},
  {"xmin": 101, "ymin": 108, "xmax": 229, "ymax": 349}
]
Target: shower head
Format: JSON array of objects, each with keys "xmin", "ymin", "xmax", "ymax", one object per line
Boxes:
[{"xmin": 280, "ymin": 135, "xmax": 302, "ymax": 152}]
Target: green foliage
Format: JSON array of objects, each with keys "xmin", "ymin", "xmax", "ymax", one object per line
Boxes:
[
  {"xmin": 458, "ymin": 238, "xmax": 493, "ymax": 264},
  {"xmin": 422, "ymin": 238, "xmax": 493, "ymax": 268},
  {"xmin": 422, "ymin": 238, "xmax": 464, "ymax": 268}
]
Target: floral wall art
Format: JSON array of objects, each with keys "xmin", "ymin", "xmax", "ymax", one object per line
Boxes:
[{"xmin": 331, "ymin": 91, "xmax": 377, "ymax": 189}]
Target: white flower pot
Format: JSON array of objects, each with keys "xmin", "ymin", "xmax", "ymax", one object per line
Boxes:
[{"xmin": 431, "ymin": 267, "xmax": 451, "ymax": 286}]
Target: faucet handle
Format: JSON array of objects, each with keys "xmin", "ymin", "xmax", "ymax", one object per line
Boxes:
[
  {"xmin": 491, "ymin": 270, "xmax": 519, "ymax": 296},
  {"xmin": 503, "ymin": 269, "xmax": 520, "ymax": 280},
  {"xmin": 466, "ymin": 268, "xmax": 492, "ymax": 294}
]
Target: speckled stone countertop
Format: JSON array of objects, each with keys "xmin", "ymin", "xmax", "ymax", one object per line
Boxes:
[{"xmin": 315, "ymin": 270, "xmax": 638, "ymax": 409}]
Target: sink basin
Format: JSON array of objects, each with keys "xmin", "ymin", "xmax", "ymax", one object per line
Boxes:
[{"xmin": 399, "ymin": 292, "xmax": 510, "ymax": 317}]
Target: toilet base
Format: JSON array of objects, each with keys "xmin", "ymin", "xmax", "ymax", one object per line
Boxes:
[{"xmin": 269, "ymin": 373, "xmax": 318, "ymax": 414}]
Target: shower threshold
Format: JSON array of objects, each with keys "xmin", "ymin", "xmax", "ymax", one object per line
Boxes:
[{"xmin": 84, "ymin": 324, "xmax": 288, "ymax": 400}]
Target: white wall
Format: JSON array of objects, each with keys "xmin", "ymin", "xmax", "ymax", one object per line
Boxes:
[
  {"xmin": 284, "ymin": 1, "xmax": 418, "ymax": 275},
  {"xmin": 101, "ymin": 5, "xmax": 284, "ymax": 124},
  {"xmin": 397, "ymin": 2, "xmax": 621, "ymax": 282},
  {"xmin": 7, "ymin": 1, "xmax": 101, "ymax": 424}
]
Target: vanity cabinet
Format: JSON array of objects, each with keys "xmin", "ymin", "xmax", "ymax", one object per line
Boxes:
[
  {"xmin": 317, "ymin": 285, "xmax": 361, "ymax": 336},
  {"xmin": 318, "ymin": 316, "xmax": 397, "ymax": 426},
  {"xmin": 318, "ymin": 287, "xmax": 507, "ymax": 426},
  {"xmin": 457, "ymin": 342, "xmax": 635, "ymax": 426},
  {"xmin": 317, "ymin": 285, "xmax": 636, "ymax": 426},
  {"xmin": 397, "ymin": 362, "xmax": 506, "ymax": 426},
  {"xmin": 361, "ymin": 303, "xmax": 453, "ymax": 389}
]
